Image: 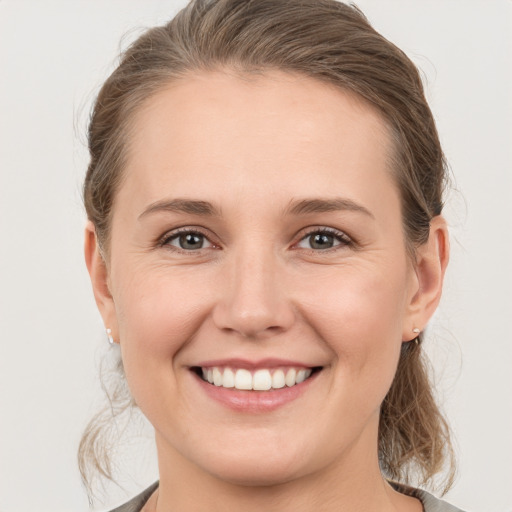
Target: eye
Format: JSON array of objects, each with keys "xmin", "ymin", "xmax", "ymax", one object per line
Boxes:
[
  {"xmin": 162, "ymin": 230, "xmax": 214, "ymax": 251},
  {"xmin": 296, "ymin": 229, "xmax": 351, "ymax": 251}
]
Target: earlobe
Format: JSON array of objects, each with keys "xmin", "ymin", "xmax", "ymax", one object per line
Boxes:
[
  {"xmin": 403, "ymin": 216, "xmax": 449, "ymax": 341},
  {"xmin": 84, "ymin": 221, "xmax": 119, "ymax": 340}
]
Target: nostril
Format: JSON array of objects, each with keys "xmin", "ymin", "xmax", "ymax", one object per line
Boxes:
[{"xmin": 211, "ymin": 281, "xmax": 296, "ymax": 338}]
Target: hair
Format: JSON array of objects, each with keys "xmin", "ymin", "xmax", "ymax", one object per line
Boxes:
[{"xmin": 80, "ymin": 0, "xmax": 454, "ymax": 498}]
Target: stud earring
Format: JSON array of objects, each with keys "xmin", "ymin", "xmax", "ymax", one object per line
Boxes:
[
  {"xmin": 412, "ymin": 327, "xmax": 421, "ymax": 345},
  {"xmin": 412, "ymin": 328, "xmax": 420, "ymax": 334},
  {"xmin": 106, "ymin": 328, "xmax": 114, "ymax": 345}
]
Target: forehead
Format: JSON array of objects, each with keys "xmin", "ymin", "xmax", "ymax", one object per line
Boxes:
[{"xmin": 119, "ymin": 69, "xmax": 398, "ymax": 216}]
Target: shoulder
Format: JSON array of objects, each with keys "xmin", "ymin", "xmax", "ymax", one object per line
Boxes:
[
  {"xmin": 416, "ymin": 489, "xmax": 466, "ymax": 512},
  {"xmin": 390, "ymin": 482, "xmax": 466, "ymax": 512},
  {"xmin": 109, "ymin": 482, "xmax": 159, "ymax": 512}
]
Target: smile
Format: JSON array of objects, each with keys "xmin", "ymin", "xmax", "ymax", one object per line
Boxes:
[{"xmin": 198, "ymin": 366, "xmax": 317, "ymax": 391}]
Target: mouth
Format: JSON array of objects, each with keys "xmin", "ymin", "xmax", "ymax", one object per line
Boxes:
[{"xmin": 191, "ymin": 365, "xmax": 323, "ymax": 391}]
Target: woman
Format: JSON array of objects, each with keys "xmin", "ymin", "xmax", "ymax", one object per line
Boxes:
[{"xmin": 80, "ymin": 0, "xmax": 463, "ymax": 510}]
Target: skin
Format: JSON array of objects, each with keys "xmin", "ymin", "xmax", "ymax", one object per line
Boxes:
[{"xmin": 85, "ymin": 70, "xmax": 448, "ymax": 512}]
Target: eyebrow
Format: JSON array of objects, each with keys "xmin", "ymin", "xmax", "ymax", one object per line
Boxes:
[
  {"xmin": 285, "ymin": 197, "xmax": 374, "ymax": 219},
  {"xmin": 138, "ymin": 196, "xmax": 374, "ymax": 220},
  {"xmin": 138, "ymin": 198, "xmax": 220, "ymax": 219}
]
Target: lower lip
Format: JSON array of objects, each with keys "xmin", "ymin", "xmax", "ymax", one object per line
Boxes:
[{"xmin": 191, "ymin": 370, "xmax": 320, "ymax": 413}]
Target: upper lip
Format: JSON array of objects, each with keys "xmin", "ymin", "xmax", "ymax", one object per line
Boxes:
[{"xmin": 193, "ymin": 358, "xmax": 318, "ymax": 370}]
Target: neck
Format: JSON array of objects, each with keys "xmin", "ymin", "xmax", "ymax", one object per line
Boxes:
[{"xmin": 152, "ymin": 427, "xmax": 419, "ymax": 512}]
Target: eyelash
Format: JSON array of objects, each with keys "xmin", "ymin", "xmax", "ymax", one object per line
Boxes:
[
  {"xmin": 295, "ymin": 227, "xmax": 353, "ymax": 253},
  {"xmin": 157, "ymin": 226, "xmax": 353, "ymax": 253},
  {"xmin": 158, "ymin": 227, "xmax": 215, "ymax": 253}
]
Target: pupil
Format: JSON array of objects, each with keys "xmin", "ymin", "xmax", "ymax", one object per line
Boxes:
[
  {"xmin": 311, "ymin": 233, "xmax": 333, "ymax": 249},
  {"xmin": 180, "ymin": 233, "xmax": 203, "ymax": 249}
]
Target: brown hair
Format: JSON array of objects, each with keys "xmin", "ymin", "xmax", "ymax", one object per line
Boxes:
[{"xmin": 81, "ymin": 0, "xmax": 454, "ymax": 496}]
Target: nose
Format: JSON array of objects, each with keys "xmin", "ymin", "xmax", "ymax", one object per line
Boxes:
[{"xmin": 212, "ymin": 246, "xmax": 296, "ymax": 339}]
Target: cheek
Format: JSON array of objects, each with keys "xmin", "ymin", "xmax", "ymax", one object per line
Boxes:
[
  {"xmin": 112, "ymin": 263, "xmax": 214, "ymax": 395},
  {"xmin": 115, "ymin": 261, "xmax": 209, "ymax": 337},
  {"xmin": 295, "ymin": 260, "xmax": 408, "ymax": 389}
]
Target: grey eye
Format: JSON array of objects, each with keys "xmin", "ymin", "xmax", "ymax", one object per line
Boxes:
[
  {"xmin": 308, "ymin": 233, "xmax": 336, "ymax": 250},
  {"xmin": 167, "ymin": 232, "xmax": 212, "ymax": 250},
  {"xmin": 179, "ymin": 233, "xmax": 204, "ymax": 250},
  {"xmin": 296, "ymin": 229, "xmax": 350, "ymax": 251}
]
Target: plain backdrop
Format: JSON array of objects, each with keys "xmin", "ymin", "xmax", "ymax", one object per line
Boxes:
[{"xmin": 0, "ymin": 1, "xmax": 511, "ymax": 511}]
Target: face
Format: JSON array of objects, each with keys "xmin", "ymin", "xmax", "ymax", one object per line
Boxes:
[{"xmin": 90, "ymin": 70, "xmax": 430, "ymax": 486}]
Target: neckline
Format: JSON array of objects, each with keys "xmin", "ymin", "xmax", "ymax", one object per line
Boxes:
[{"xmin": 117, "ymin": 480, "xmax": 455, "ymax": 512}]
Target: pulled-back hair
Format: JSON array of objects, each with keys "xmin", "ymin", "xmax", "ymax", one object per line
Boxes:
[{"xmin": 81, "ymin": 0, "xmax": 454, "ymax": 497}]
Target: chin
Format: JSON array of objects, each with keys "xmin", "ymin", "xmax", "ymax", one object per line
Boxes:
[
  {"xmin": 205, "ymin": 455, "xmax": 302, "ymax": 487},
  {"xmin": 179, "ymin": 429, "xmax": 314, "ymax": 487}
]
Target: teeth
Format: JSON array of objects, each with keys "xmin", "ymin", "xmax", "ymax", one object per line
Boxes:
[
  {"xmin": 213, "ymin": 367, "xmax": 223, "ymax": 386},
  {"xmin": 253, "ymin": 369, "xmax": 272, "ymax": 391},
  {"xmin": 200, "ymin": 366, "xmax": 313, "ymax": 390},
  {"xmin": 234, "ymin": 369, "xmax": 252, "ymax": 390},
  {"xmin": 285, "ymin": 368, "xmax": 296, "ymax": 387},
  {"xmin": 272, "ymin": 369, "xmax": 286, "ymax": 389},
  {"xmin": 296, "ymin": 369, "xmax": 308, "ymax": 383},
  {"xmin": 223, "ymin": 368, "xmax": 235, "ymax": 388}
]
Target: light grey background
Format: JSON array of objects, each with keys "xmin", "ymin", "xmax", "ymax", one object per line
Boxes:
[{"xmin": 0, "ymin": 1, "xmax": 511, "ymax": 511}]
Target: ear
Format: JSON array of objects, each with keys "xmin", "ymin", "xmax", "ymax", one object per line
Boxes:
[
  {"xmin": 84, "ymin": 221, "xmax": 119, "ymax": 342},
  {"xmin": 402, "ymin": 216, "xmax": 449, "ymax": 341}
]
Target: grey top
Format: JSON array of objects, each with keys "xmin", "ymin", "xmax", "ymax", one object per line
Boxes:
[
  {"xmin": 109, "ymin": 481, "xmax": 465, "ymax": 512},
  {"xmin": 109, "ymin": 482, "xmax": 158, "ymax": 512},
  {"xmin": 390, "ymin": 482, "xmax": 465, "ymax": 512}
]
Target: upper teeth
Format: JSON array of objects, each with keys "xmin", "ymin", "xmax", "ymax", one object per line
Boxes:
[{"xmin": 201, "ymin": 367, "xmax": 313, "ymax": 391}]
